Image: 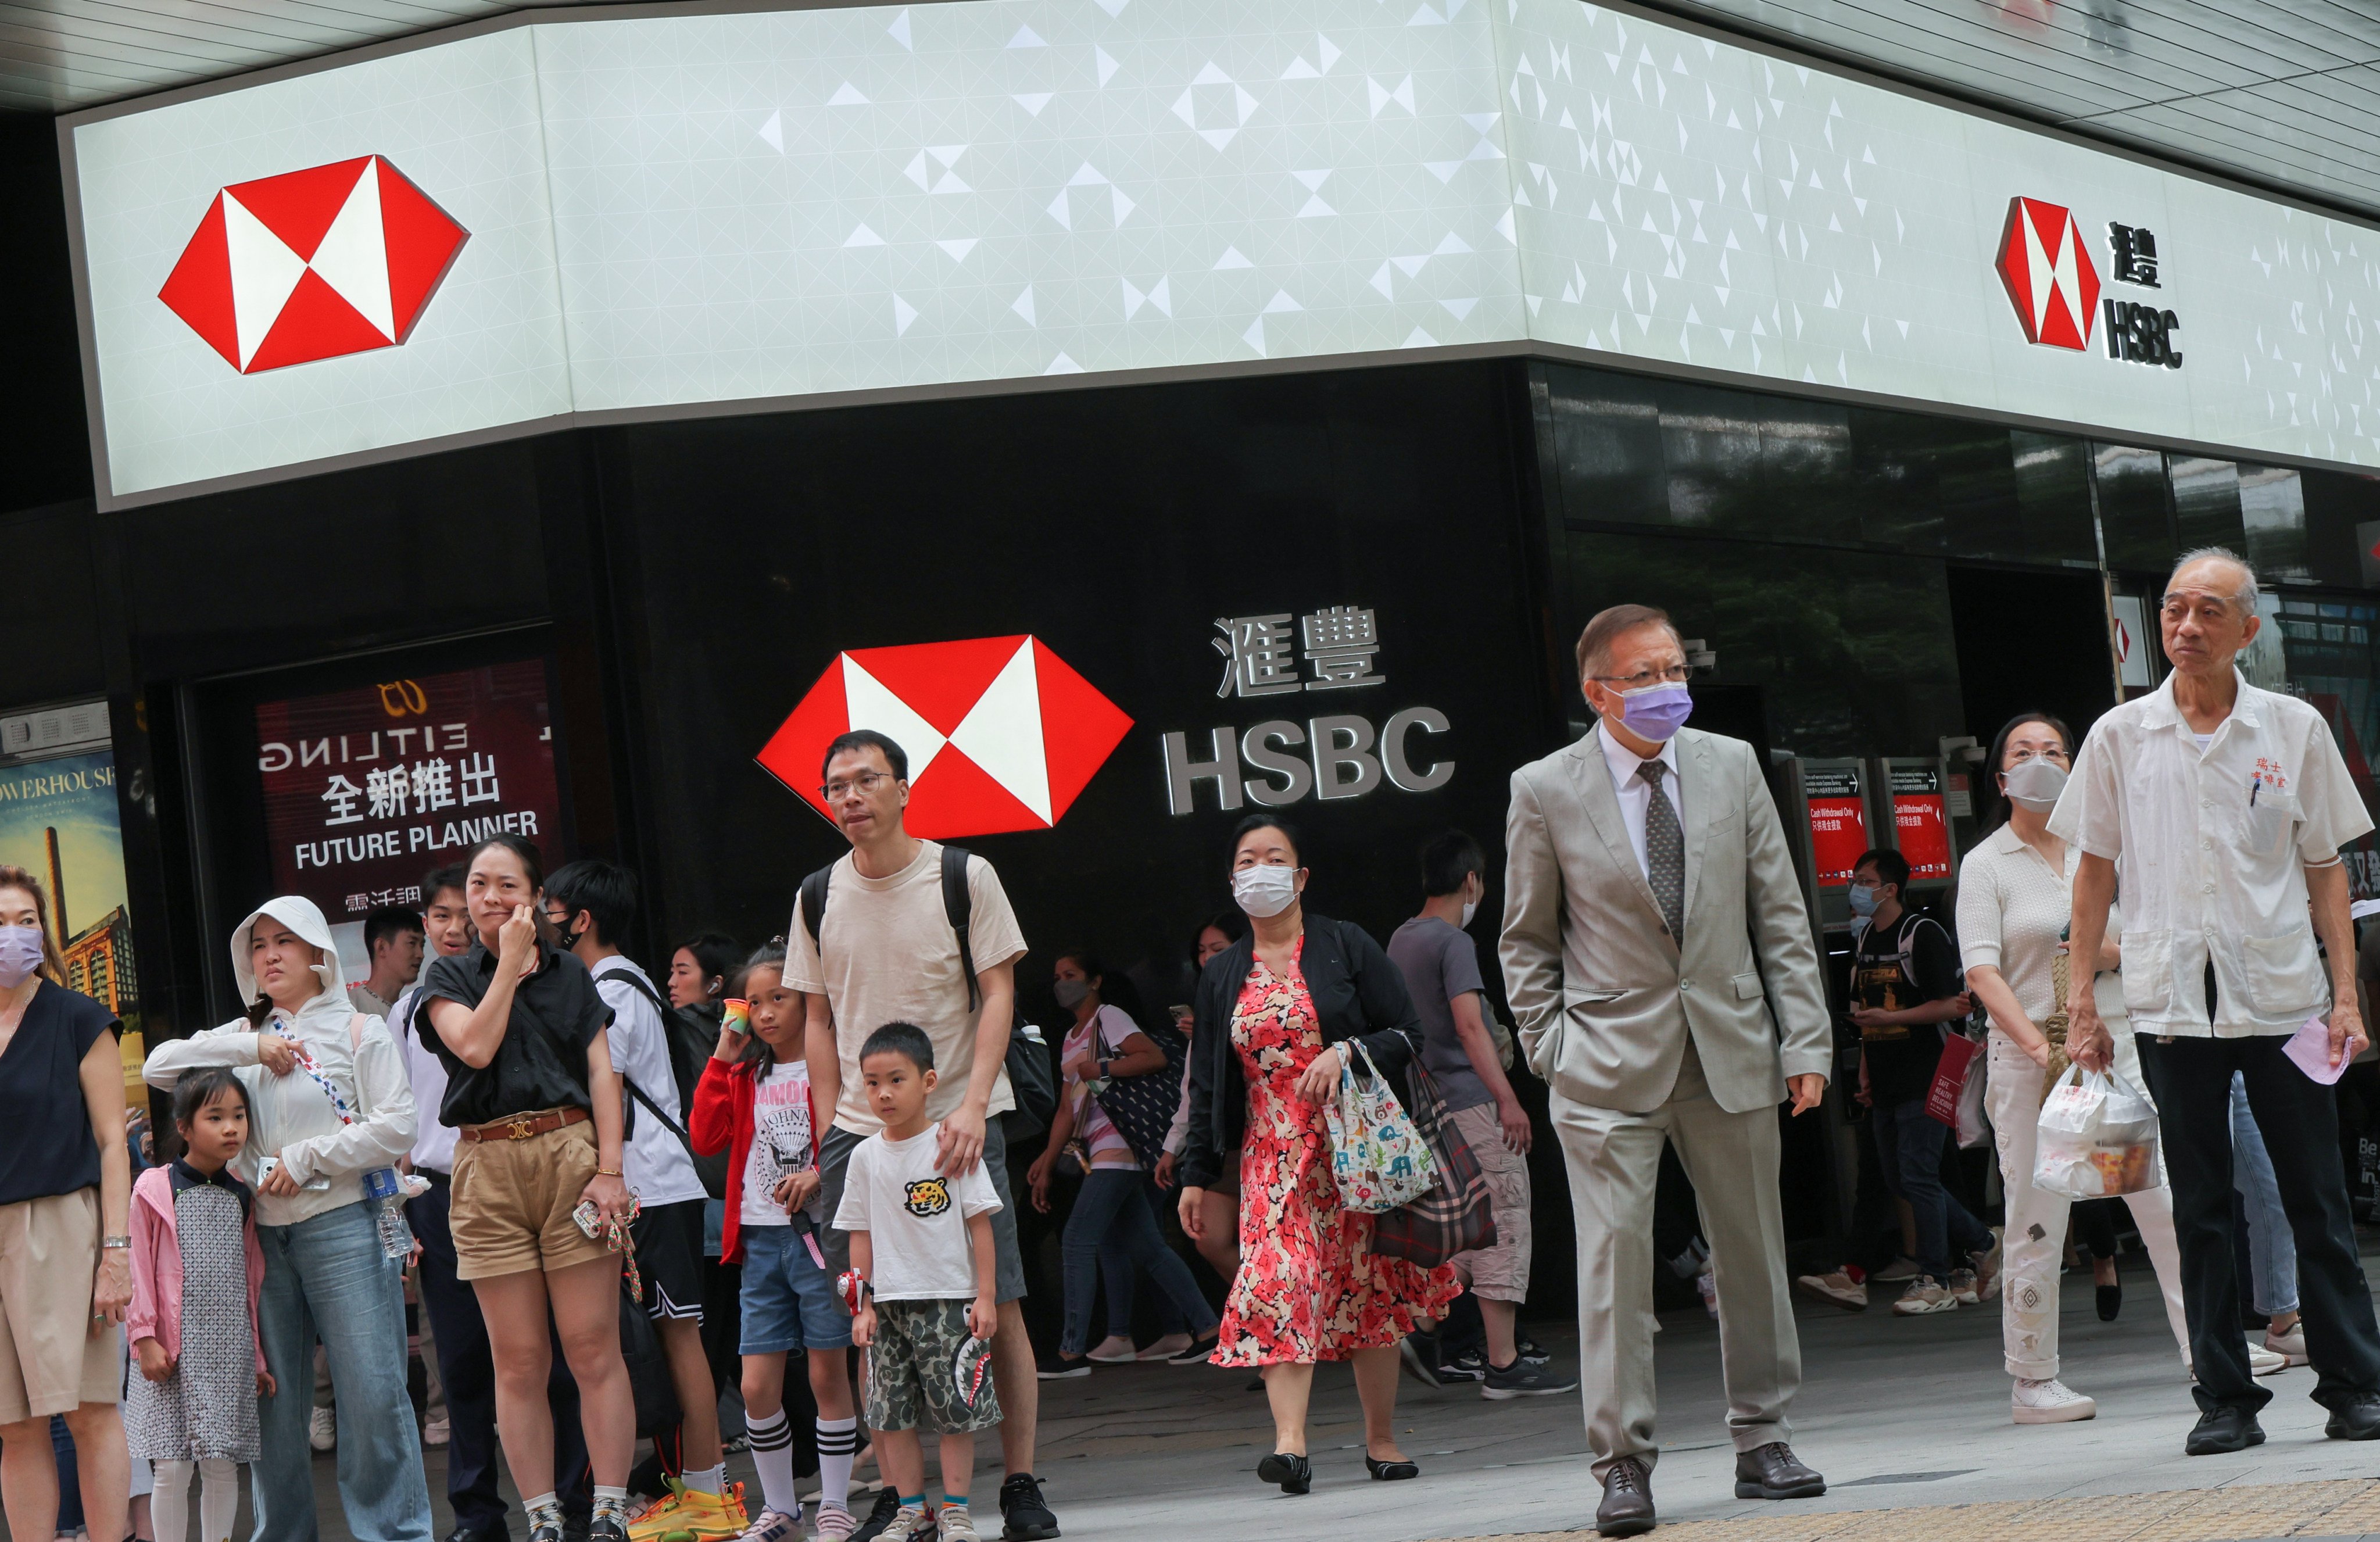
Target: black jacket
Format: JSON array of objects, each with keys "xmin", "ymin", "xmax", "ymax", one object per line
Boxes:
[{"xmin": 1177, "ymin": 912, "xmax": 1425, "ymax": 1192}]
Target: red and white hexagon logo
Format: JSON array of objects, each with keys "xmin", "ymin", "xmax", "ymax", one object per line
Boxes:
[
  {"xmin": 1995, "ymin": 196, "xmax": 2100, "ymax": 352},
  {"xmin": 757, "ymin": 636, "xmax": 1134, "ymax": 839},
  {"xmin": 158, "ymin": 155, "xmax": 468, "ymax": 374}
]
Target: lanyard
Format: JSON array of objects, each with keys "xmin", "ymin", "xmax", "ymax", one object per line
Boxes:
[{"xmin": 285, "ymin": 1039, "xmax": 357, "ymax": 1126}]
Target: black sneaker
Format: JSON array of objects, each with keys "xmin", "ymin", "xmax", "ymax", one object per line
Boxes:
[
  {"xmin": 850, "ymin": 1487, "xmax": 904, "ymax": 1542},
  {"xmin": 586, "ymin": 1508, "xmax": 627, "ymax": 1542},
  {"xmin": 527, "ymin": 1509, "xmax": 564, "ymax": 1542},
  {"xmin": 1166, "ymin": 1332, "xmax": 1220, "ymax": 1366},
  {"xmin": 1398, "ymin": 1332, "xmax": 1444, "ymax": 1388},
  {"xmin": 1035, "ymin": 1350, "xmax": 1090, "ymax": 1380},
  {"xmin": 1515, "ymin": 1329, "xmax": 1549, "ymax": 1366},
  {"xmin": 1482, "ymin": 1356, "xmax": 1580, "ymax": 1400},
  {"xmin": 997, "ymin": 1472, "xmax": 1059, "ymax": 1541},
  {"xmin": 1437, "ymin": 1349, "xmax": 1487, "ymax": 1383}
]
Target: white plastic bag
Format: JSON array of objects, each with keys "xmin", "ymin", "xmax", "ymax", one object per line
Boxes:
[{"xmin": 2032, "ymin": 1065, "xmax": 2164, "ymax": 1200}]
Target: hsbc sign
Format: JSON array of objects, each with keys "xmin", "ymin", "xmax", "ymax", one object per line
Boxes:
[{"xmin": 1994, "ymin": 195, "xmax": 2182, "ymax": 371}]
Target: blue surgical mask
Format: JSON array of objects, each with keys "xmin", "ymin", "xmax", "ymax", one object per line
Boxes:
[
  {"xmin": 1616, "ymin": 681, "xmax": 1693, "ymax": 742},
  {"xmin": 1846, "ymin": 883, "xmax": 1878, "ymax": 918}
]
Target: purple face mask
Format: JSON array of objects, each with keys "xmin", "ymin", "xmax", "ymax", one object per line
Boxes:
[
  {"xmin": 1616, "ymin": 681, "xmax": 1694, "ymax": 742},
  {"xmin": 0, "ymin": 925, "xmax": 42, "ymax": 988}
]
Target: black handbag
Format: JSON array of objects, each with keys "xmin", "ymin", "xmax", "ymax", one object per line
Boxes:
[
  {"xmin": 1091, "ymin": 1015, "xmax": 1186, "ymax": 1168},
  {"xmin": 1372, "ymin": 1061, "xmax": 1497, "ymax": 1269},
  {"xmin": 616, "ymin": 1273, "xmax": 682, "ymax": 1439}
]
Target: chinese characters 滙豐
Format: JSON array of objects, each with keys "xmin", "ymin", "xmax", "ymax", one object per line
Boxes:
[
  {"xmin": 2108, "ymin": 223, "xmax": 2159, "ymax": 288},
  {"xmin": 1214, "ymin": 606, "xmax": 1386, "ymax": 699}
]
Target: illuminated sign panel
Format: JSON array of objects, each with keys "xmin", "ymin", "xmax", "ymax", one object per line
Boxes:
[{"xmin": 64, "ymin": 0, "xmax": 2380, "ymax": 506}]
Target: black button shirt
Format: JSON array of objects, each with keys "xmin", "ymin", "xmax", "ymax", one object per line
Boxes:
[{"xmin": 418, "ymin": 939, "xmax": 611, "ymax": 1128}]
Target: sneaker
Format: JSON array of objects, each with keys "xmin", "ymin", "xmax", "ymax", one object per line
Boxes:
[
  {"xmin": 1947, "ymin": 1267, "xmax": 1982, "ymax": 1305},
  {"xmin": 1969, "ymin": 1230, "xmax": 2005, "ymax": 1301},
  {"xmin": 996, "ymin": 1473, "xmax": 1058, "ymax": 1541},
  {"xmin": 1695, "ymin": 1269, "xmax": 1719, "ymax": 1319},
  {"xmin": 1397, "ymin": 1332, "xmax": 1444, "ymax": 1388},
  {"xmin": 1481, "ymin": 1357, "xmax": 1580, "ymax": 1400},
  {"xmin": 1085, "ymin": 1335, "xmax": 1137, "ymax": 1364},
  {"xmin": 1796, "ymin": 1271, "xmax": 1867, "ymax": 1311},
  {"xmin": 2012, "ymin": 1378, "xmax": 2097, "ymax": 1425},
  {"xmin": 1438, "ymin": 1348, "xmax": 1487, "ymax": 1383},
  {"xmin": 633, "ymin": 1483, "xmax": 749, "ymax": 1542},
  {"xmin": 934, "ymin": 1507, "xmax": 979, "ymax": 1542},
  {"xmin": 848, "ymin": 1490, "xmax": 903, "ymax": 1542},
  {"xmin": 1873, "ymin": 1255, "xmax": 1923, "ymax": 1283},
  {"xmin": 421, "ymin": 1416, "xmax": 449, "ymax": 1447},
  {"xmin": 872, "ymin": 1507, "xmax": 933, "ymax": 1542},
  {"xmin": 731, "ymin": 1511, "xmax": 803, "ymax": 1542},
  {"xmin": 810, "ymin": 1507, "xmax": 854, "ymax": 1542},
  {"xmin": 1514, "ymin": 1329, "xmax": 1549, "ymax": 1366},
  {"xmin": 1136, "ymin": 1332, "xmax": 1193, "ymax": 1361},
  {"xmin": 1891, "ymin": 1276, "xmax": 1958, "ymax": 1316},
  {"xmin": 309, "ymin": 1406, "xmax": 337, "ymax": 1452},
  {"xmin": 1034, "ymin": 1350, "xmax": 1090, "ymax": 1380},
  {"xmin": 2266, "ymin": 1325, "xmax": 2310, "ymax": 1366},
  {"xmin": 2251, "ymin": 1343, "xmax": 2288, "ymax": 1377},
  {"xmin": 1166, "ymin": 1333, "xmax": 1220, "ymax": 1366}
]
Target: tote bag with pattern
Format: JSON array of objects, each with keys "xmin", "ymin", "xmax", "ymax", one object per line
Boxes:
[{"xmin": 1324, "ymin": 1041, "xmax": 1438, "ymax": 1214}]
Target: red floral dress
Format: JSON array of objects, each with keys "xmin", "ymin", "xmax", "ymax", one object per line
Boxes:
[{"xmin": 1211, "ymin": 940, "xmax": 1460, "ymax": 1368}]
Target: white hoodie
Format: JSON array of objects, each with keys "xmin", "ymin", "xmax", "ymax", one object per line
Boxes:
[{"xmin": 145, "ymin": 896, "xmax": 418, "ymax": 1229}]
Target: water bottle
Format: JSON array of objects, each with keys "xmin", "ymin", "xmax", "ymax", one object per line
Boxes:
[{"xmin": 362, "ymin": 1168, "xmax": 413, "ymax": 1260}]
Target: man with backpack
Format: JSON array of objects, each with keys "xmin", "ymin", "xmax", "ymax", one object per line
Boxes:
[
  {"xmin": 790, "ymin": 730, "xmax": 1060, "ymax": 1542},
  {"xmin": 1845, "ymin": 849, "xmax": 1999, "ymax": 1318},
  {"xmin": 544, "ymin": 862, "xmax": 740, "ymax": 1541}
]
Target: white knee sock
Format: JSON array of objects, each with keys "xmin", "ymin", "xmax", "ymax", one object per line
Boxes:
[
  {"xmin": 745, "ymin": 1408, "xmax": 797, "ymax": 1517},
  {"xmin": 815, "ymin": 1418, "xmax": 859, "ymax": 1514},
  {"xmin": 151, "ymin": 1461, "xmax": 193, "ymax": 1542},
  {"xmin": 198, "ymin": 1461, "xmax": 238, "ymax": 1542}
]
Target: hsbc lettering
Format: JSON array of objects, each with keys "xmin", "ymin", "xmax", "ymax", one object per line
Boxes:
[{"xmin": 1161, "ymin": 606, "xmax": 1454, "ymax": 815}]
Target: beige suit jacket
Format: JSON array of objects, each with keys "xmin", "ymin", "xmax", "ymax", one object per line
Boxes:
[{"xmin": 1499, "ymin": 724, "xmax": 1831, "ymax": 1115}]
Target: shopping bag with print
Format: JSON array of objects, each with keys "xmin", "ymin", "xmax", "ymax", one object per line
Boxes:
[
  {"xmin": 1923, "ymin": 1028, "xmax": 1982, "ymax": 1132},
  {"xmin": 1323, "ymin": 1041, "xmax": 1438, "ymax": 1214},
  {"xmin": 1373, "ymin": 1060, "xmax": 1496, "ymax": 1268},
  {"xmin": 2033, "ymin": 1065, "xmax": 2164, "ymax": 1200}
]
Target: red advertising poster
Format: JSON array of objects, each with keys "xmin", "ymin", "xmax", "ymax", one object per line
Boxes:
[
  {"xmin": 255, "ymin": 660, "xmax": 562, "ymax": 918},
  {"xmin": 1807, "ymin": 797, "xmax": 1869, "ymax": 887},
  {"xmin": 1894, "ymin": 793, "xmax": 1953, "ymax": 880}
]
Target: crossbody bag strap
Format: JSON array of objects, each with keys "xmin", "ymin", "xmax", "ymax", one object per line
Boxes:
[{"xmin": 590, "ymin": 963, "xmax": 699, "ymax": 1155}]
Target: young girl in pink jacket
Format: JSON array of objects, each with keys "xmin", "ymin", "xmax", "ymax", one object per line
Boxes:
[{"xmin": 125, "ymin": 1067, "xmax": 273, "ymax": 1542}]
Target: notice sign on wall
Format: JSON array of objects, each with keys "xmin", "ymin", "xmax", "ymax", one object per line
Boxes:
[
  {"xmin": 1803, "ymin": 764, "xmax": 1869, "ymax": 889},
  {"xmin": 1889, "ymin": 765, "xmax": 1953, "ymax": 882},
  {"xmin": 255, "ymin": 660, "xmax": 561, "ymax": 916}
]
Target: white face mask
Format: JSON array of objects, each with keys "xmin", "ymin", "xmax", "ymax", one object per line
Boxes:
[
  {"xmin": 1232, "ymin": 864, "xmax": 1299, "ymax": 920},
  {"xmin": 2002, "ymin": 757, "xmax": 2070, "ymax": 813},
  {"xmin": 1461, "ymin": 900, "xmax": 1479, "ymax": 928}
]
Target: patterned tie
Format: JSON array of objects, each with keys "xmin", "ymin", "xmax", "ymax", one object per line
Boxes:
[{"xmin": 1638, "ymin": 759, "xmax": 1685, "ymax": 943}]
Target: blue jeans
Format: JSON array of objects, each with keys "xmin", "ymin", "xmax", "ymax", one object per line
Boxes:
[
  {"xmin": 2231, "ymin": 1071, "xmax": 2300, "ymax": 1316},
  {"xmin": 254, "ymin": 1202, "xmax": 433, "ymax": 1542},
  {"xmin": 1060, "ymin": 1169, "xmax": 1218, "ymax": 1355},
  {"xmin": 1871, "ymin": 1097, "xmax": 1992, "ymax": 1282}
]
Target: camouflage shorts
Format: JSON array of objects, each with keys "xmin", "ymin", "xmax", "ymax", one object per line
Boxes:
[{"xmin": 864, "ymin": 1298, "xmax": 1001, "ymax": 1434}]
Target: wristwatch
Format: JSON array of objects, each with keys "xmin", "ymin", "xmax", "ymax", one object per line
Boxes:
[{"xmin": 102, "ymin": 1235, "xmax": 132, "ymax": 1250}]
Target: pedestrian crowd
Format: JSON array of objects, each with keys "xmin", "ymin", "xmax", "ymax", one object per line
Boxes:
[{"xmin": 5, "ymin": 545, "xmax": 2380, "ymax": 1541}]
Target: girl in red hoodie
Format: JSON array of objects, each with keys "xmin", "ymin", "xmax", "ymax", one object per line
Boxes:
[{"xmin": 691, "ymin": 944, "xmax": 862, "ymax": 1541}]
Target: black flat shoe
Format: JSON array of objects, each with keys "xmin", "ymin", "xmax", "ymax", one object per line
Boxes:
[
  {"xmin": 2097, "ymin": 1283, "xmax": 2122, "ymax": 1321},
  {"xmin": 1256, "ymin": 1451, "xmax": 1312, "ymax": 1494},
  {"xmin": 1365, "ymin": 1455, "xmax": 1419, "ymax": 1480}
]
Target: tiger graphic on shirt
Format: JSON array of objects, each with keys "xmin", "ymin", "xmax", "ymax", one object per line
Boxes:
[{"xmin": 903, "ymin": 1178, "xmax": 952, "ymax": 1217}]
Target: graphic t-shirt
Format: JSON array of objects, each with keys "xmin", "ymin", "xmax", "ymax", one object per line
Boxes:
[
  {"xmin": 831, "ymin": 1122, "xmax": 1002, "ymax": 1302},
  {"xmin": 1853, "ymin": 910, "xmax": 1963, "ymax": 1107},
  {"xmin": 742, "ymin": 1059, "xmax": 817, "ymax": 1230},
  {"xmin": 1387, "ymin": 916, "xmax": 1494, "ymax": 1112}
]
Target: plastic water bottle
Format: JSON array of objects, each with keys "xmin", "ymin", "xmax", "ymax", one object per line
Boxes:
[{"xmin": 362, "ymin": 1168, "xmax": 413, "ymax": 1260}]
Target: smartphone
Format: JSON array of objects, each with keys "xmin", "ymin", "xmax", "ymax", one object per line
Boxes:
[
  {"xmin": 722, "ymin": 998, "xmax": 753, "ymax": 1036},
  {"xmin": 256, "ymin": 1155, "xmax": 330, "ymax": 1192}
]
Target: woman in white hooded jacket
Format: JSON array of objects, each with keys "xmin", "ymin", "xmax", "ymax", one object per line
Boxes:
[{"xmin": 144, "ymin": 896, "xmax": 432, "ymax": 1542}]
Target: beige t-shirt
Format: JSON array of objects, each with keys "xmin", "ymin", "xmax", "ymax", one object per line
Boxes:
[{"xmin": 789, "ymin": 840, "xmax": 1028, "ymax": 1136}]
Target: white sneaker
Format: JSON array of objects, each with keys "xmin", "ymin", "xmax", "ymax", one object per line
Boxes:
[
  {"xmin": 2012, "ymin": 1377, "xmax": 2097, "ymax": 1424},
  {"xmin": 2266, "ymin": 1325, "xmax": 2309, "ymax": 1366},
  {"xmin": 1874, "ymin": 1255, "xmax": 1922, "ymax": 1283},
  {"xmin": 1086, "ymin": 1335, "xmax": 1139, "ymax": 1364},
  {"xmin": 1947, "ymin": 1267, "xmax": 1982, "ymax": 1305},
  {"xmin": 2251, "ymin": 1342, "xmax": 2288, "ymax": 1376},
  {"xmin": 421, "ymin": 1415, "xmax": 449, "ymax": 1447},
  {"xmin": 1891, "ymin": 1276, "xmax": 1959, "ymax": 1316},
  {"xmin": 1795, "ymin": 1271, "xmax": 1867, "ymax": 1311},
  {"xmin": 309, "ymin": 1406, "xmax": 336, "ymax": 1452},
  {"xmin": 1136, "ymin": 1332, "xmax": 1193, "ymax": 1361},
  {"xmin": 1695, "ymin": 1269, "xmax": 1718, "ymax": 1319}
]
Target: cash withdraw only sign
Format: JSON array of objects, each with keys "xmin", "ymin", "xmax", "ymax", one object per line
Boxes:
[{"xmin": 65, "ymin": 0, "xmax": 2380, "ymax": 506}]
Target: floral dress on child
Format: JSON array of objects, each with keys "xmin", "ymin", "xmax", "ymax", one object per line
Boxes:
[{"xmin": 1211, "ymin": 939, "xmax": 1459, "ymax": 1368}]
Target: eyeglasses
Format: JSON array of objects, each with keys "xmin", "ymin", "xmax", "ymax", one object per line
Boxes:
[
  {"xmin": 819, "ymin": 770, "xmax": 896, "ymax": 800},
  {"xmin": 1590, "ymin": 664, "xmax": 1692, "ymax": 689},
  {"xmin": 2005, "ymin": 746, "xmax": 2070, "ymax": 765}
]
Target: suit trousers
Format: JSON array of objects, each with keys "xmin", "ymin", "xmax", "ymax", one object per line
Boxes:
[
  {"xmin": 1548, "ymin": 1039, "xmax": 1800, "ymax": 1479},
  {"xmin": 2133, "ymin": 1032, "xmax": 2380, "ymax": 1415}
]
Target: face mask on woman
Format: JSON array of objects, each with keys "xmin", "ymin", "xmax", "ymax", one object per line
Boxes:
[
  {"xmin": 1613, "ymin": 681, "xmax": 1694, "ymax": 742},
  {"xmin": 2002, "ymin": 756, "xmax": 2070, "ymax": 813},
  {"xmin": 1232, "ymin": 864, "xmax": 1299, "ymax": 920},
  {"xmin": 1053, "ymin": 978, "xmax": 1091, "ymax": 1011},
  {"xmin": 0, "ymin": 925, "xmax": 40, "ymax": 988}
]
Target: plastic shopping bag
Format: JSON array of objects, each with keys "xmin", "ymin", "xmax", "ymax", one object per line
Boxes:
[
  {"xmin": 1323, "ymin": 1041, "xmax": 1438, "ymax": 1214},
  {"xmin": 2032, "ymin": 1065, "xmax": 2164, "ymax": 1200}
]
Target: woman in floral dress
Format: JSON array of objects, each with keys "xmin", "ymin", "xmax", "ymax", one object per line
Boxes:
[{"xmin": 1177, "ymin": 815, "xmax": 1460, "ymax": 1494}]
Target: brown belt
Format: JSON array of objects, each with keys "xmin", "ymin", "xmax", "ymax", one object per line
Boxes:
[{"xmin": 457, "ymin": 1107, "xmax": 589, "ymax": 1144}]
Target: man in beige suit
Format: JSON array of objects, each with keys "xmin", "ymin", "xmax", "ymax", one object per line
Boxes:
[{"xmin": 1501, "ymin": 604, "xmax": 1833, "ymax": 1537}]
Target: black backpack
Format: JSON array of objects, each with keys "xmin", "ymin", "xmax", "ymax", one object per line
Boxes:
[
  {"xmin": 799, "ymin": 844, "xmax": 1059, "ymax": 1142},
  {"xmin": 591, "ymin": 963, "xmax": 731, "ymax": 1201}
]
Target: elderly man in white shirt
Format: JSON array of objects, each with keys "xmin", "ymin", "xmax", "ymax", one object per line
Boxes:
[{"xmin": 2057, "ymin": 546, "xmax": 2380, "ymax": 1458}]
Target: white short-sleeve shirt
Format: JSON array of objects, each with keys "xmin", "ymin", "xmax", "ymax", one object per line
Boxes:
[{"xmin": 2047, "ymin": 668, "xmax": 2373, "ymax": 1036}]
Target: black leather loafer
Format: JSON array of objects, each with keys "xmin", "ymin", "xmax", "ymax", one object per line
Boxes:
[{"xmin": 1596, "ymin": 1457, "xmax": 1656, "ymax": 1538}]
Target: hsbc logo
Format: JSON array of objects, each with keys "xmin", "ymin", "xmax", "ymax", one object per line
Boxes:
[
  {"xmin": 1994, "ymin": 195, "xmax": 2182, "ymax": 371},
  {"xmin": 757, "ymin": 636, "xmax": 1133, "ymax": 839},
  {"xmin": 159, "ymin": 156, "xmax": 468, "ymax": 374}
]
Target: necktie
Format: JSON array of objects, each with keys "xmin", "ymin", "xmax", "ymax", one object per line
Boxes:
[{"xmin": 1638, "ymin": 759, "xmax": 1684, "ymax": 943}]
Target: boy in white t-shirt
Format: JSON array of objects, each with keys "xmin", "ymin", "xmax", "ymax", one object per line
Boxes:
[{"xmin": 833, "ymin": 1024, "xmax": 1001, "ymax": 1542}]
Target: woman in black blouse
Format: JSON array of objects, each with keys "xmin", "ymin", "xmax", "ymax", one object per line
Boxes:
[{"xmin": 419, "ymin": 837, "xmax": 634, "ymax": 1542}]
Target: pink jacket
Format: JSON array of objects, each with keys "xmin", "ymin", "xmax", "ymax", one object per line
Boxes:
[{"xmin": 126, "ymin": 1164, "xmax": 267, "ymax": 1373}]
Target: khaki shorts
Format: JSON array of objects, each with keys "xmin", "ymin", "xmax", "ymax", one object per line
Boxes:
[
  {"xmin": 0, "ymin": 1188, "xmax": 120, "ymax": 1424},
  {"xmin": 450, "ymin": 1117, "xmax": 615, "ymax": 1282},
  {"xmin": 1446, "ymin": 1103, "xmax": 1532, "ymax": 1303}
]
